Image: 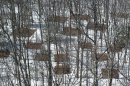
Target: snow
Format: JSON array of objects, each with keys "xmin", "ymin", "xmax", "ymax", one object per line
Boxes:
[{"xmin": 0, "ymin": 1, "xmax": 130, "ymax": 86}]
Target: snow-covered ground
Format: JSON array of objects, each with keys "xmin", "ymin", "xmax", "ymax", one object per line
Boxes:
[{"xmin": 0, "ymin": 0, "xmax": 130, "ymax": 86}]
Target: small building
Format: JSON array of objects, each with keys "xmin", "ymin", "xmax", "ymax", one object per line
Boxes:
[
  {"xmin": 27, "ymin": 42, "xmax": 43, "ymax": 49},
  {"xmin": 79, "ymin": 42, "xmax": 93, "ymax": 49},
  {"xmin": 111, "ymin": 12, "xmax": 129, "ymax": 18},
  {"xmin": 87, "ymin": 22, "xmax": 107, "ymax": 31},
  {"xmin": 92, "ymin": 53, "xmax": 108, "ymax": 61},
  {"xmin": 48, "ymin": 16, "xmax": 68, "ymax": 23},
  {"xmin": 54, "ymin": 65, "xmax": 71, "ymax": 75},
  {"xmin": 54, "ymin": 54, "xmax": 69, "ymax": 62},
  {"xmin": 0, "ymin": 50, "xmax": 10, "ymax": 58},
  {"xmin": 128, "ymin": 41, "xmax": 130, "ymax": 48},
  {"xmin": 63, "ymin": 27, "xmax": 83, "ymax": 36},
  {"xmin": 101, "ymin": 69, "xmax": 119, "ymax": 79},
  {"xmin": 110, "ymin": 44, "xmax": 123, "ymax": 52},
  {"xmin": 11, "ymin": 28, "xmax": 36, "ymax": 37},
  {"xmin": 34, "ymin": 53, "xmax": 48, "ymax": 61},
  {"xmin": 128, "ymin": 26, "xmax": 130, "ymax": 39},
  {"xmin": 70, "ymin": 14, "xmax": 89, "ymax": 21}
]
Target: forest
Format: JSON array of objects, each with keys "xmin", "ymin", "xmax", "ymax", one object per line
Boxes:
[{"xmin": 0, "ymin": 0, "xmax": 130, "ymax": 86}]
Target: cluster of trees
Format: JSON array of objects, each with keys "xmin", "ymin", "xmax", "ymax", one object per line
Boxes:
[{"xmin": 0, "ymin": 0, "xmax": 129, "ymax": 86}]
